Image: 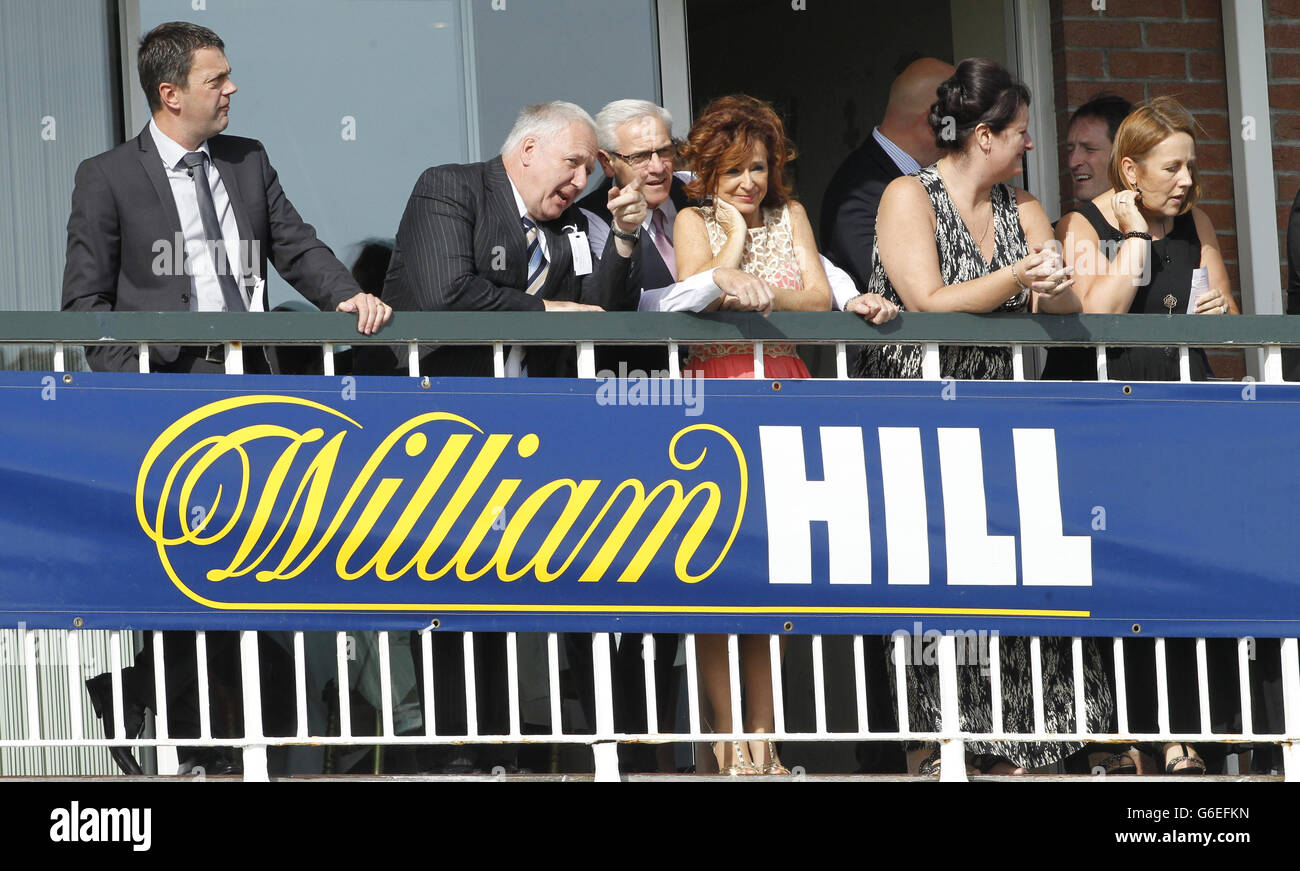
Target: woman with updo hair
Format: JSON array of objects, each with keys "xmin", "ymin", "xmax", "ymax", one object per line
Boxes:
[{"xmin": 855, "ymin": 58, "xmax": 1114, "ymax": 777}]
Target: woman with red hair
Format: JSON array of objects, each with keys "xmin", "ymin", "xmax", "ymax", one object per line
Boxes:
[
  {"xmin": 675, "ymin": 95, "xmax": 895, "ymax": 380},
  {"xmin": 672, "ymin": 96, "xmax": 895, "ymax": 776}
]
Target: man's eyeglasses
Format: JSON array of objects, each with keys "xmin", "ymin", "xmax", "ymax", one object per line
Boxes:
[{"xmin": 608, "ymin": 142, "xmax": 679, "ymax": 168}]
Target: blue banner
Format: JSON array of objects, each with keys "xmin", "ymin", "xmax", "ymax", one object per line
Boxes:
[{"xmin": 1, "ymin": 371, "xmax": 1296, "ymax": 636}]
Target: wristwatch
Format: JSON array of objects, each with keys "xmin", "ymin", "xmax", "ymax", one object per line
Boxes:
[{"xmin": 611, "ymin": 226, "xmax": 640, "ymax": 244}]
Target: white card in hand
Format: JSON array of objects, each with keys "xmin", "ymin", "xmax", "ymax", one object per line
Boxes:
[
  {"xmin": 567, "ymin": 230, "xmax": 593, "ymax": 276},
  {"xmin": 1187, "ymin": 267, "xmax": 1209, "ymax": 314}
]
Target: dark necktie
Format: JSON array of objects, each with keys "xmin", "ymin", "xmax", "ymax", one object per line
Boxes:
[{"xmin": 178, "ymin": 151, "xmax": 247, "ymax": 312}]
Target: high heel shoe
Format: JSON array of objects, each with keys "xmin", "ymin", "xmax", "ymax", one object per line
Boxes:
[
  {"xmin": 714, "ymin": 741, "xmax": 758, "ymax": 776},
  {"xmin": 1163, "ymin": 742, "xmax": 1206, "ymax": 775},
  {"xmin": 751, "ymin": 739, "xmax": 790, "ymax": 775}
]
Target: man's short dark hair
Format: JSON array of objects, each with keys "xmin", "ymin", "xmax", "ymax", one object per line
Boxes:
[
  {"xmin": 1070, "ymin": 92, "xmax": 1134, "ymax": 142},
  {"xmin": 138, "ymin": 21, "xmax": 224, "ymax": 113}
]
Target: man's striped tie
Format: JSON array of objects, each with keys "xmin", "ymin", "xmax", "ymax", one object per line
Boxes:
[
  {"xmin": 507, "ymin": 216, "xmax": 550, "ymax": 377},
  {"xmin": 522, "ymin": 216, "xmax": 548, "ymax": 294}
]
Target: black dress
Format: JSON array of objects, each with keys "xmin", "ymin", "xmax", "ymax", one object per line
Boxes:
[
  {"xmin": 855, "ymin": 166, "xmax": 1114, "ymax": 768},
  {"xmin": 1040, "ymin": 201, "xmax": 1212, "ymax": 381},
  {"xmin": 1043, "ymin": 201, "xmax": 1238, "ymax": 760}
]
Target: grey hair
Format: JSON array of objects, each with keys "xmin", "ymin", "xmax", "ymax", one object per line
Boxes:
[
  {"xmin": 499, "ymin": 101, "xmax": 596, "ymax": 158},
  {"xmin": 594, "ymin": 99, "xmax": 674, "ymax": 152}
]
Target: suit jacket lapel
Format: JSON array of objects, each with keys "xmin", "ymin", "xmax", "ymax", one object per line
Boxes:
[
  {"xmin": 868, "ymin": 136, "xmax": 906, "ymax": 181},
  {"xmin": 486, "ymin": 157, "xmax": 530, "ymax": 289},
  {"xmin": 207, "ymin": 137, "xmax": 260, "ymax": 281},
  {"xmin": 540, "ymin": 218, "xmax": 573, "ymax": 296},
  {"xmin": 134, "ymin": 127, "xmax": 184, "ymax": 237}
]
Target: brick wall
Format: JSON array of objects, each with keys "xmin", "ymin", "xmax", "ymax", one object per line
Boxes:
[
  {"xmin": 1266, "ymin": 0, "xmax": 1300, "ymax": 299},
  {"xmin": 1049, "ymin": 0, "xmax": 1243, "ymax": 376}
]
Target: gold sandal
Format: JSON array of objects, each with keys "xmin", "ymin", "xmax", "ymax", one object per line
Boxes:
[
  {"xmin": 715, "ymin": 741, "xmax": 758, "ymax": 776},
  {"xmin": 751, "ymin": 739, "xmax": 790, "ymax": 775}
]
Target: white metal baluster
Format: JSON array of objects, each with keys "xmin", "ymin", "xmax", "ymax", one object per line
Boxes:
[
  {"xmin": 769, "ymin": 634, "xmax": 786, "ymax": 737},
  {"xmin": 321, "ymin": 342, "xmax": 335, "ymax": 376},
  {"xmin": 1178, "ymin": 346, "xmax": 1191, "ymax": 382},
  {"xmin": 642, "ymin": 635, "xmax": 659, "ymax": 735},
  {"xmin": 892, "ymin": 634, "xmax": 910, "ymax": 736},
  {"xmin": 421, "ymin": 629, "xmax": 436, "ymax": 737},
  {"xmin": 989, "ymin": 634, "xmax": 1003, "ymax": 735},
  {"xmin": 852, "ymin": 635, "xmax": 868, "ymax": 734},
  {"xmin": 293, "ymin": 631, "xmax": 308, "ymax": 740},
  {"xmin": 577, "ymin": 342, "xmax": 597, "ymax": 379},
  {"xmin": 591, "ymin": 633, "xmax": 619, "ymax": 781},
  {"xmin": 684, "ymin": 634, "xmax": 701, "ymax": 738},
  {"xmin": 1280, "ymin": 637, "xmax": 1300, "ymax": 781},
  {"xmin": 1012, "ymin": 344, "xmax": 1025, "ymax": 380},
  {"xmin": 752, "ymin": 342, "xmax": 765, "ymax": 379},
  {"xmin": 53, "ymin": 342, "xmax": 65, "ymax": 372},
  {"xmin": 378, "ymin": 630, "xmax": 394, "ymax": 739},
  {"xmin": 1195, "ymin": 638, "xmax": 1210, "ymax": 739},
  {"xmin": 196, "ymin": 631, "xmax": 212, "ymax": 742},
  {"xmin": 922, "ymin": 343, "xmax": 940, "ymax": 381},
  {"xmin": 1264, "ymin": 345, "xmax": 1283, "ymax": 383},
  {"xmin": 492, "ymin": 342, "xmax": 505, "ymax": 378},
  {"xmin": 334, "ymin": 632, "xmax": 351, "ymax": 739},
  {"xmin": 1030, "ymin": 637, "xmax": 1045, "ymax": 737},
  {"xmin": 65, "ymin": 632, "xmax": 82, "ymax": 741},
  {"xmin": 727, "ymin": 634, "xmax": 742, "ymax": 737},
  {"xmin": 1094, "ymin": 345, "xmax": 1107, "ymax": 381},
  {"xmin": 153, "ymin": 632, "xmax": 176, "ymax": 775},
  {"xmin": 1237, "ymin": 636, "xmax": 1254, "ymax": 738},
  {"xmin": 547, "ymin": 633, "xmax": 562, "ymax": 736},
  {"xmin": 224, "ymin": 342, "xmax": 244, "ymax": 375},
  {"xmin": 506, "ymin": 632, "xmax": 521, "ymax": 737},
  {"xmin": 835, "ymin": 343, "xmax": 848, "ymax": 379},
  {"xmin": 1113, "ymin": 637, "xmax": 1129, "ymax": 735},
  {"xmin": 812, "ymin": 635, "xmax": 828, "ymax": 735},
  {"xmin": 138, "ymin": 343, "xmax": 150, "ymax": 373},
  {"xmin": 240, "ymin": 630, "xmax": 268, "ymax": 781},
  {"xmin": 936, "ymin": 634, "xmax": 964, "ymax": 781},
  {"xmin": 667, "ymin": 343, "xmax": 681, "ymax": 379},
  {"xmin": 22, "ymin": 625, "xmax": 40, "ymax": 743},
  {"xmin": 462, "ymin": 632, "xmax": 478, "ymax": 737},
  {"xmin": 1154, "ymin": 638, "xmax": 1170, "ymax": 737},
  {"xmin": 407, "ymin": 342, "xmax": 420, "ymax": 377},
  {"xmin": 1072, "ymin": 637, "xmax": 1086, "ymax": 738}
]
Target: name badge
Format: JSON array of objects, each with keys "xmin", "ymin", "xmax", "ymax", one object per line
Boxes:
[{"xmin": 567, "ymin": 229, "xmax": 593, "ymax": 276}]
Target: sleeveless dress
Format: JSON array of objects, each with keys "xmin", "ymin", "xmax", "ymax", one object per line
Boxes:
[
  {"xmin": 851, "ymin": 166, "xmax": 1029, "ymax": 380},
  {"xmin": 1042, "ymin": 203, "xmax": 1236, "ymax": 749},
  {"xmin": 684, "ymin": 204, "xmax": 812, "ymax": 379},
  {"xmin": 1041, "ymin": 201, "xmax": 1211, "ymax": 381},
  {"xmin": 855, "ymin": 166, "xmax": 1114, "ymax": 768}
]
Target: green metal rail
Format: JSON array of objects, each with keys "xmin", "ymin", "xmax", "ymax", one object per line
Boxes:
[{"xmin": 3, "ymin": 311, "xmax": 1298, "ymax": 347}]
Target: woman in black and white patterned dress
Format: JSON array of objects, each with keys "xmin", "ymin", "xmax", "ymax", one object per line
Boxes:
[{"xmin": 854, "ymin": 59, "xmax": 1113, "ymax": 775}]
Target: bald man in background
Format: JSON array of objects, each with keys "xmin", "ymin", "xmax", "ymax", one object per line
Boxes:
[{"xmin": 821, "ymin": 58, "xmax": 955, "ymax": 294}]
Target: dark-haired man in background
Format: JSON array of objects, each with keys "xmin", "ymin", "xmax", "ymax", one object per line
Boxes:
[{"xmin": 1064, "ymin": 92, "xmax": 1133, "ymax": 208}]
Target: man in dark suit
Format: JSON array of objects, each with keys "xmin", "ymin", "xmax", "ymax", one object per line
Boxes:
[
  {"xmin": 820, "ymin": 58, "xmax": 954, "ymax": 302},
  {"xmin": 62, "ymin": 22, "xmax": 389, "ymax": 375},
  {"xmin": 62, "ymin": 21, "xmax": 390, "ymax": 774},
  {"xmin": 382, "ymin": 100, "xmax": 646, "ymax": 378},
  {"xmin": 383, "ymin": 101, "xmax": 647, "ymax": 771}
]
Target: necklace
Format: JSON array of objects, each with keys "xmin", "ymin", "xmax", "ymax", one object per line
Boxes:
[{"xmin": 936, "ymin": 161, "xmax": 993, "ymax": 249}]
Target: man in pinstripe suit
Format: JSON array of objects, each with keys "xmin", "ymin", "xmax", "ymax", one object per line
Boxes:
[
  {"xmin": 382, "ymin": 101, "xmax": 647, "ymax": 378},
  {"xmin": 384, "ymin": 102, "xmax": 646, "ymax": 770}
]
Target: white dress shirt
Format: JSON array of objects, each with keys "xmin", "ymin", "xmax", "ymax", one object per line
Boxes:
[{"xmin": 149, "ymin": 121, "xmax": 261, "ymax": 311}]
